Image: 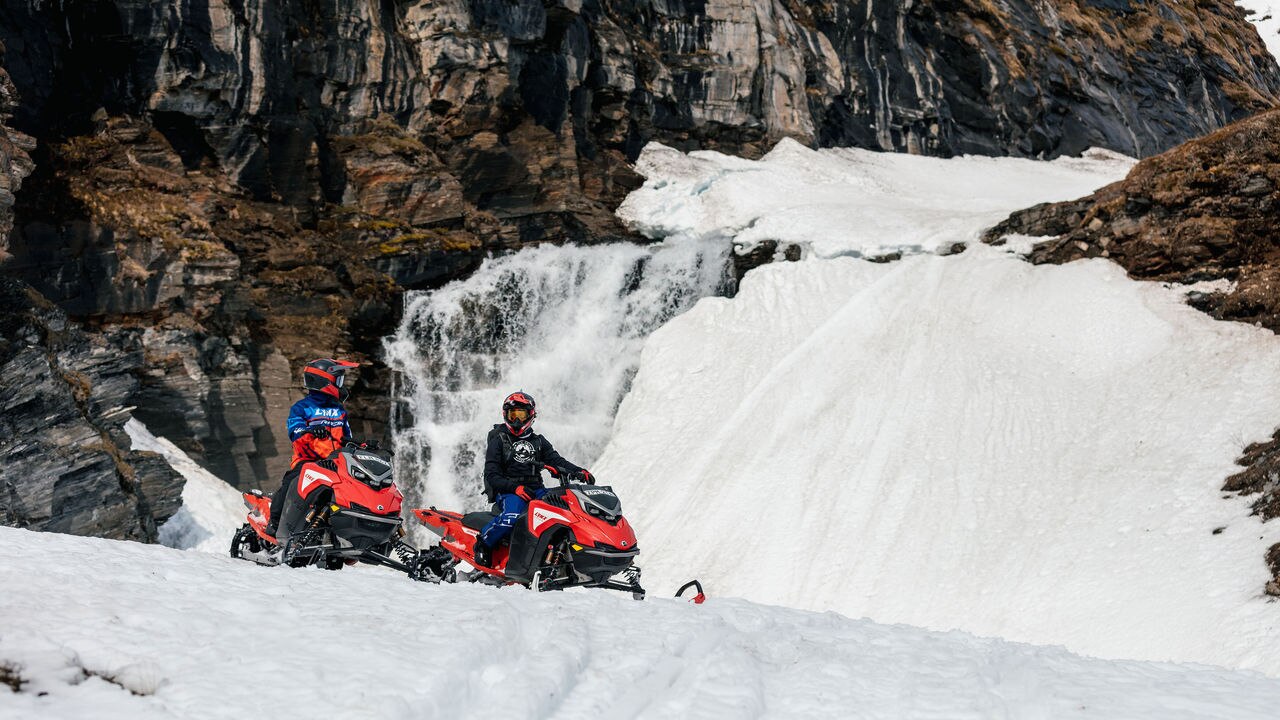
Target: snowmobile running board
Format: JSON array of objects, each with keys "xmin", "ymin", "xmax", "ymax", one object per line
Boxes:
[{"xmin": 676, "ymin": 579, "xmax": 706, "ymax": 604}]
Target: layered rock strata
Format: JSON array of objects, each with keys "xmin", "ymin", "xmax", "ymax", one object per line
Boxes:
[{"xmin": 0, "ymin": 276, "xmax": 184, "ymax": 539}]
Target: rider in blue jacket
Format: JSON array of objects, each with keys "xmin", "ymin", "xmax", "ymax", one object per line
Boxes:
[{"xmin": 265, "ymin": 358, "xmax": 358, "ymax": 539}]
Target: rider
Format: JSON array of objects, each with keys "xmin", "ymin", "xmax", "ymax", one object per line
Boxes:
[
  {"xmin": 264, "ymin": 358, "xmax": 359, "ymax": 540},
  {"xmin": 473, "ymin": 391, "xmax": 592, "ymax": 567}
]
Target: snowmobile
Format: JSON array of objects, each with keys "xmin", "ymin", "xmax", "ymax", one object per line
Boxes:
[
  {"xmin": 230, "ymin": 443, "xmax": 419, "ymax": 573},
  {"xmin": 408, "ymin": 481, "xmax": 646, "ymax": 600}
]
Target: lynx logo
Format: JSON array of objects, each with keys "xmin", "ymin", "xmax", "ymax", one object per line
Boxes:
[
  {"xmin": 299, "ymin": 468, "xmax": 331, "ymax": 495},
  {"xmin": 530, "ymin": 507, "xmax": 569, "ymax": 534},
  {"xmin": 582, "ymin": 488, "xmax": 610, "ymax": 496},
  {"xmin": 313, "ymin": 408, "xmax": 343, "ymax": 418},
  {"xmin": 512, "ymin": 439, "xmax": 536, "ymax": 464}
]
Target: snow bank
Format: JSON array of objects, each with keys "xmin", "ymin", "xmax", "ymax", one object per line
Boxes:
[
  {"xmin": 617, "ymin": 139, "xmax": 1133, "ymax": 259},
  {"xmin": 125, "ymin": 419, "xmax": 243, "ymax": 554},
  {"xmin": 596, "ymin": 246, "xmax": 1280, "ymax": 675},
  {"xmin": 3, "ymin": 526, "xmax": 1279, "ymax": 719}
]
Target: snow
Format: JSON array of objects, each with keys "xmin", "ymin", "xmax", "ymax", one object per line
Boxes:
[
  {"xmin": 1240, "ymin": 1, "xmax": 1280, "ymax": 64},
  {"xmin": 124, "ymin": 419, "xmax": 244, "ymax": 554},
  {"xmin": 597, "ymin": 243, "xmax": 1280, "ymax": 675},
  {"xmin": 617, "ymin": 139, "xmax": 1133, "ymax": 259},
  {"xmin": 4, "ymin": 526, "xmax": 1280, "ymax": 719}
]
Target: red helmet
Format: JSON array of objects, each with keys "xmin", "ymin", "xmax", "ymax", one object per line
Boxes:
[
  {"xmin": 304, "ymin": 358, "xmax": 359, "ymax": 401},
  {"xmin": 502, "ymin": 391, "xmax": 536, "ymax": 435}
]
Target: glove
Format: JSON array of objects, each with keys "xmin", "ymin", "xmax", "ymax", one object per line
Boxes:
[
  {"xmin": 306, "ymin": 425, "xmax": 331, "ymax": 440},
  {"xmin": 573, "ymin": 470, "xmax": 594, "ymax": 485},
  {"xmin": 515, "ymin": 486, "xmax": 535, "ymax": 502}
]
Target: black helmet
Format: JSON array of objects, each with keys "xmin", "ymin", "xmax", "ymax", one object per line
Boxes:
[
  {"xmin": 304, "ymin": 358, "xmax": 359, "ymax": 401},
  {"xmin": 502, "ymin": 391, "xmax": 536, "ymax": 435}
]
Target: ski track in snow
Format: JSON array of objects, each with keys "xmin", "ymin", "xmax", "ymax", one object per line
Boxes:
[{"xmin": 3, "ymin": 526, "xmax": 1280, "ymax": 719}]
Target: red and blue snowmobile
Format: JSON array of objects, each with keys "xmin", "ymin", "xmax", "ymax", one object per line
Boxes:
[
  {"xmin": 230, "ymin": 443, "xmax": 419, "ymax": 573},
  {"xmin": 408, "ymin": 481, "xmax": 646, "ymax": 599}
]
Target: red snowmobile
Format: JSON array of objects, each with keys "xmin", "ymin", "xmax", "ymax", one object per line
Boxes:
[
  {"xmin": 230, "ymin": 443, "xmax": 419, "ymax": 573},
  {"xmin": 408, "ymin": 481, "xmax": 646, "ymax": 599}
]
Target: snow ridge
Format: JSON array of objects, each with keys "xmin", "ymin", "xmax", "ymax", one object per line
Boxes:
[{"xmin": 3, "ymin": 526, "xmax": 1279, "ymax": 719}]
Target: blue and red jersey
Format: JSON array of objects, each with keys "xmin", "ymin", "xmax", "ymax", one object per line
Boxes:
[{"xmin": 286, "ymin": 393, "xmax": 352, "ymax": 467}]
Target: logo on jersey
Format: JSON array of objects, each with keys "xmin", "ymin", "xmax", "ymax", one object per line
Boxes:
[
  {"xmin": 531, "ymin": 507, "xmax": 570, "ymax": 533},
  {"xmin": 512, "ymin": 439, "xmax": 536, "ymax": 464}
]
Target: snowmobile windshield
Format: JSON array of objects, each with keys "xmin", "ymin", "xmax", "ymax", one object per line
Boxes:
[
  {"xmin": 572, "ymin": 487, "xmax": 621, "ymax": 520},
  {"xmin": 345, "ymin": 450, "xmax": 393, "ymax": 489}
]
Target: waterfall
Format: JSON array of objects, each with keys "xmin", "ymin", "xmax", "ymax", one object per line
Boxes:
[{"xmin": 385, "ymin": 239, "xmax": 729, "ymax": 514}]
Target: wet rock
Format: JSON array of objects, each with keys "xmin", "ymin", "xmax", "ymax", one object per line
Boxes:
[{"xmin": 0, "ymin": 276, "xmax": 183, "ymax": 540}]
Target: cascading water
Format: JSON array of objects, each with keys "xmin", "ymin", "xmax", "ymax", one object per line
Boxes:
[{"xmin": 385, "ymin": 239, "xmax": 729, "ymax": 516}]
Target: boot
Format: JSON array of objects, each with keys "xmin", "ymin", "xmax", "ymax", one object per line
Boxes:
[{"xmin": 473, "ymin": 539, "xmax": 491, "ymax": 568}]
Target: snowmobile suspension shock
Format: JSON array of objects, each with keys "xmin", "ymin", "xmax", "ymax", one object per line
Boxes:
[{"xmin": 393, "ymin": 539, "xmax": 418, "ymax": 566}]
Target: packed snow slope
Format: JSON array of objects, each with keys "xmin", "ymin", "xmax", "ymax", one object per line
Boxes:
[
  {"xmin": 598, "ymin": 142, "xmax": 1280, "ymax": 676},
  {"xmin": 125, "ymin": 420, "xmax": 243, "ymax": 555},
  {"xmin": 5, "ymin": 526, "xmax": 1280, "ymax": 720}
]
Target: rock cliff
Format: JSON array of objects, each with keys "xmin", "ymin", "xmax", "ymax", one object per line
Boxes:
[{"xmin": 1, "ymin": 0, "xmax": 1278, "ymax": 524}]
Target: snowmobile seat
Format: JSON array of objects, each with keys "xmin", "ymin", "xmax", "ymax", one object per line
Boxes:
[{"xmin": 461, "ymin": 511, "xmax": 497, "ymax": 531}]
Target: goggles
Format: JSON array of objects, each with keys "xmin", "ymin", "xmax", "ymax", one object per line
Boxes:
[{"xmin": 506, "ymin": 407, "xmax": 530, "ymax": 422}]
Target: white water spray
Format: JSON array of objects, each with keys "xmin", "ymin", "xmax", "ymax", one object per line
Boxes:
[{"xmin": 385, "ymin": 240, "xmax": 728, "ymax": 513}]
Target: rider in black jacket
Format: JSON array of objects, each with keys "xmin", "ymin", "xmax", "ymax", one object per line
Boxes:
[{"xmin": 475, "ymin": 391, "xmax": 591, "ymax": 567}]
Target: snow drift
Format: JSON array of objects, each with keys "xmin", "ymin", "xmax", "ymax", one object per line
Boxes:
[
  {"xmin": 618, "ymin": 138, "xmax": 1134, "ymax": 259},
  {"xmin": 3, "ymin": 526, "xmax": 1280, "ymax": 719},
  {"xmin": 597, "ymin": 244, "xmax": 1280, "ymax": 675}
]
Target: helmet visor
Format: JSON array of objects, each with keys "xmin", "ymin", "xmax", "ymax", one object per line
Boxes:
[{"xmin": 506, "ymin": 407, "xmax": 530, "ymax": 423}]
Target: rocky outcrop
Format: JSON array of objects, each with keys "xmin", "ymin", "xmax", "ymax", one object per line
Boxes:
[
  {"xmin": 1, "ymin": 1, "xmax": 1278, "ymax": 502},
  {"xmin": 0, "ymin": 42, "xmax": 33, "ymax": 255},
  {"xmin": 985, "ymin": 109, "xmax": 1280, "ymax": 328},
  {"xmin": 3, "ymin": 115, "xmax": 499, "ymax": 488},
  {"xmin": 0, "ymin": 276, "xmax": 184, "ymax": 539}
]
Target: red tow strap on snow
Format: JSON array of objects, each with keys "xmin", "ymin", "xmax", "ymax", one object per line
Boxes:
[{"xmin": 676, "ymin": 580, "xmax": 706, "ymax": 605}]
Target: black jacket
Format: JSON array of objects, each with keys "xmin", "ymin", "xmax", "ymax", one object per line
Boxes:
[{"xmin": 483, "ymin": 424, "xmax": 584, "ymax": 501}]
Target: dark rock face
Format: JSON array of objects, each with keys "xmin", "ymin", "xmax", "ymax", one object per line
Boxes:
[
  {"xmin": 2, "ymin": 1, "xmax": 1276, "ymax": 200},
  {"xmin": 0, "ymin": 41, "xmax": 32, "ymax": 255},
  {"xmin": 0, "ymin": 276, "xmax": 184, "ymax": 539},
  {"xmin": 1, "ymin": 1, "xmax": 1278, "ymax": 502}
]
